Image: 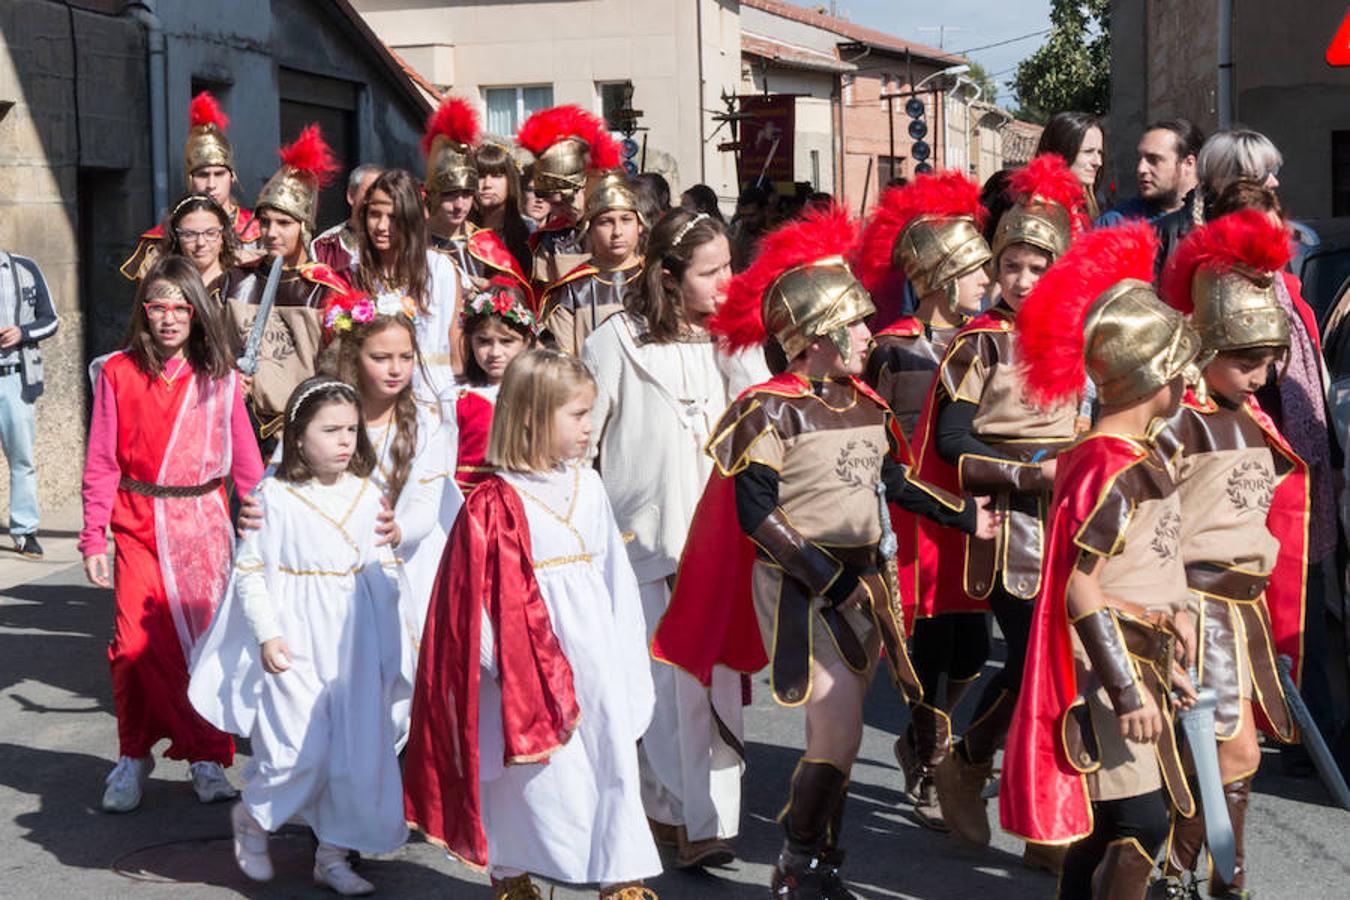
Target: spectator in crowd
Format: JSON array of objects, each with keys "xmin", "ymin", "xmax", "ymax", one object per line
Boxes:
[
  {"xmin": 728, "ymin": 185, "xmax": 771, "ymax": 273},
  {"xmin": 1034, "ymin": 111, "xmax": 1105, "ymax": 219},
  {"xmin": 311, "ymin": 163, "xmax": 382, "ymax": 272},
  {"xmin": 633, "ymin": 171, "xmax": 673, "ymax": 227},
  {"xmin": 0, "ymin": 248, "xmax": 58, "ymax": 559},
  {"xmin": 1098, "ymin": 118, "xmax": 1204, "ymax": 226},
  {"xmin": 679, "ymin": 184, "xmax": 727, "ymax": 225},
  {"xmin": 155, "ymin": 194, "xmax": 248, "ymax": 300}
]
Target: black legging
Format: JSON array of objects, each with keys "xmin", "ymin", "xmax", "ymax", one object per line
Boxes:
[
  {"xmin": 967, "ymin": 583, "xmax": 1035, "ymax": 726},
  {"xmin": 910, "ymin": 612, "xmax": 989, "ymax": 706},
  {"xmin": 1059, "ymin": 790, "xmax": 1170, "ymax": 899}
]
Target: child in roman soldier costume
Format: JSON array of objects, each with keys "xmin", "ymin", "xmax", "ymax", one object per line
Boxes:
[
  {"xmin": 539, "ymin": 171, "xmax": 646, "ymax": 355},
  {"xmin": 1154, "ymin": 209, "xmax": 1309, "ymax": 899},
  {"xmin": 854, "ymin": 170, "xmax": 994, "ymax": 833},
  {"xmin": 1000, "ymin": 220, "xmax": 1202, "ymax": 900},
  {"xmin": 121, "ymin": 92, "xmax": 261, "ymax": 281},
  {"xmin": 925, "ymin": 155, "xmax": 1090, "ymax": 851},
  {"xmin": 516, "ymin": 105, "xmax": 621, "ymax": 289},
  {"xmin": 422, "ymin": 96, "xmax": 533, "ymax": 304},
  {"xmin": 221, "ymin": 125, "xmax": 347, "ymax": 451},
  {"xmin": 858, "ymin": 170, "xmax": 992, "ymax": 441},
  {"xmin": 651, "ymin": 206, "xmax": 997, "ymax": 899}
]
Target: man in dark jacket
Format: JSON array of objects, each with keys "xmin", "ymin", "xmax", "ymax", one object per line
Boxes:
[{"xmin": 0, "ymin": 250, "xmax": 59, "ymax": 559}]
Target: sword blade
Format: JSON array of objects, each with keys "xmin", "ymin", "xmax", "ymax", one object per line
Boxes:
[
  {"xmin": 236, "ymin": 253, "xmax": 284, "ymax": 376},
  {"xmin": 1178, "ymin": 689, "xmax": 1237, "ymax": 884},
  {"xmin": 1277, "ymin": 655, "xmax": 1350, "ymax": 810}
]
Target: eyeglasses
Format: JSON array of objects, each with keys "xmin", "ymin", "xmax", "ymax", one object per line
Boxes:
[
  {"xmin": 143, "ymin": 302, "xmax": 195, "ymax": 321},
  {"xmin": 175, "ymin": 226, "xmax": 225, "ymax": 244}
]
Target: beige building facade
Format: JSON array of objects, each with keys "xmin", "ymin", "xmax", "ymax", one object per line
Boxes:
[{"xmin": 353, "ymin": 0, "xmax": 743, "ymax": 200}]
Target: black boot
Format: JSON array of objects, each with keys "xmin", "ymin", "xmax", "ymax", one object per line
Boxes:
[
  {"xmin": 771, "ymin": 760, "xmax": 848, "ymax": 899},
  {"xmin": 815, "ymin": 780, "xmax": 856, "ymax": 900}
]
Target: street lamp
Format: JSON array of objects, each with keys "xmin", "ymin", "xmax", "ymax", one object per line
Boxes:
[{"xmin": 913, "ymin": 63, "xmax": 969, "ymax": 93}]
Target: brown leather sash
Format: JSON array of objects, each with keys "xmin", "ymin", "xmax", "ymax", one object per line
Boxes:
[
  {"xmin": 118, "ymin": 476, "xmax": 223, "ymax": 498},
  {"xmin": 1185, "ymin": 562, "xmax": 1269, "ymax": 602}
]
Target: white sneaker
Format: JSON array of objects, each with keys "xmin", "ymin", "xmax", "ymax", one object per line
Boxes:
[
  {"xmin": 314, "ymin": 843, "xmax": 374, "ymax": 896},
  {"xmin": 101, "ymin": 756, "xmax": 153, "ymax": 812},
  {"xmin": 230, "ymin": 801, "xmax": 274, "ymax": 882},
  {"xmin": 189, "ymin": 761, "xmax": 238, "ymax": 803}
]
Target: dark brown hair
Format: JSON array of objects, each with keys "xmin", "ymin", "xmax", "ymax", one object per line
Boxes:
[
  {"xmin": 627, "ymin": 209, "xmax": 728, "ymax": 344},
  {"xmin": 356, "ymin": 169, "xmax": 431, "ymax": 311},
  {"xmin": 124, "ymin": 254, "xmax": 235, "ymax": 379},
  {"xmin": 460, "ymin": 283, "xmax": 538, "ymax": 387},
  {"xmin": 156, "ymin": 193, "xmax": 241, "ymax": 274},
  {"xmin": 1035, "ymin": 111, "xmax": 1105, "ymax": 200},
  {"xmin": 470, "ymin": 143, "xmax": 532, "ymax": 273},
  {"xmin": 277, "ymin": 376, "xmax": 376, "ymax": 483},
  {"xmin": 321, "ymin": 316, "xmax": 422, "ymax": 504},
  {"xmin": 1205, "ymin": 178, "xmax": 1283, "ymax": 221}
]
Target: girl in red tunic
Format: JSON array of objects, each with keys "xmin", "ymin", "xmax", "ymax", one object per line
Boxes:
[
  {"xmin": 80, "ymin": 255, "xmax": 264, "ymax": 813},
  {"xmin": 452, "ymin": 276, "xmax": 538, "ymax": 494}
]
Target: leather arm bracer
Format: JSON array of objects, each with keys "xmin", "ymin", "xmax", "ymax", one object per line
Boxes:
[{"xmin": 1073, "ymin": 607, "xmax": 1145, "ymax": 717}]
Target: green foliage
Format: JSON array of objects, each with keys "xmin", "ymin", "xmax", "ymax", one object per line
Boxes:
[
  {"xmin": 966, "ymin": 61, "xmax": 999, "ymax": 106},
  {"xmin": 1013, "ymin": 0, "xmax": 1110, "ymax": 123}
]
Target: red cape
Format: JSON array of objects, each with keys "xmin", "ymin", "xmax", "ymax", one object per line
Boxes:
[
  {"xmin": 467, "ymin": 227, "xmax": 536, "ymax": 311},
  {"xmin": 403, "ymin": 477, "xmax": 581, "ymax": 868},
  {"xmin": 907, "ymin": 309, "xmax": 1010, "ymax": 620},
  {"xmin": 999, "ymin": 433, "xmax": 1147, "ymax": 845},
  {"xmin": 652, "ymin": 372, "xmax": 904, "ymax": 684}
]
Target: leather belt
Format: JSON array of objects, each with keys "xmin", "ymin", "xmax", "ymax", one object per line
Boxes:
[
  {"xmin": 1185, "ymin": 562, "xmax": 1268, "ymax": 602},
  {"xmin": 119, "ymin": 476, "xmax": 223, "ymax": 498}
]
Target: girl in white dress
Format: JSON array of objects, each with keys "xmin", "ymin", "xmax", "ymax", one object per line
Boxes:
[
  {"xmin": 350, "ymin": 169, "xmax": 463, "ymax": 400},
  {"xmin": 583, "ymin": 211, "xmax": 769, "ymax": 867},
  {"xmin": 404, "ymin": 350, "xmax": 661, "ymax": 900},
  {"xmin": 320, "ymin": 290, "xmax": 465, "ymax": 743},
  {"xmin": 189, "ymin": 377, "xmax": 407, "ymax": 897},
  {"xmin": 450, "ymin": 276, "xmax": 539, "ymax": 495}
]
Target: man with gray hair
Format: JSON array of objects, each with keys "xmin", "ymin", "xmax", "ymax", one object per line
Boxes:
[
  {"xmin": 311, "ymin": 162, "xmax": 382, "ymax": 273},
  {"xmin": 0, "ymin": 249, "xmax": 58, "ymax": 559}
]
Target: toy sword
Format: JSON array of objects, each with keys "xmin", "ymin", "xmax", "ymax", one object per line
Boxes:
[
  {"xmin": 1277, "ymin": 654, "xmax": 1350, "ymax": 810},
  {"xmin": 874, "ymin": 481, "xmax": 922, "ymax": 705},
  {"xmin": 1176, "ymin": 668, "xmax": 1237, "ymax": 884},
  {"xmin": 235, "ymin": 253, "xmax": 284, "ymax": 376}
]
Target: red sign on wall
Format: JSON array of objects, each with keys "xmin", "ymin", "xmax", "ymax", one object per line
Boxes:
[
  {"xmin": 737, "ymin": 95, "xmax": 795, "ymax": 188},
  {"xmin": 1327, "ymin": 10, "xmax": 1350, "ymax": 65}
]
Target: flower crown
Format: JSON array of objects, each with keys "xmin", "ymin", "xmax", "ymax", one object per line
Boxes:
[
  {"xmin": 323, "ymin": 288, "xmax": 421, "ymax": 340},
  {"xmin": 461, "ymin": 276, "xmax": 539, "ymax": 334}
]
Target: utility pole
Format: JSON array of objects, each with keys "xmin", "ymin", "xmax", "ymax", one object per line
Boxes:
[{"xmin": 916, "ymin": 25, "xmax": 970, "ymax": 50}]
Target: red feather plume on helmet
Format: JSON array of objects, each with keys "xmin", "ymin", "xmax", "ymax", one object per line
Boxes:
[
  {"xmin": 1007, "ymin": 153, "xmax": 1090, "ymax": 234},
  {"xmin": 421, "ymin": 96, "xmax": 481, "ymax": 157},
  {"xmin": 712, "ymin": 204, "xmax": 860, "ymax": 353},
  {"xmin": 189, "ymin": 91, "xmax": 229, "ymax": 132},
  {"xmin": 854, "ymin": 170, "xmax": 986, "ymax": 294},
  {"xmin": 1016, "ymin": 219, "xmax": 1159, "ymax": 407},
  {"xmin": 515, "ymin": 105, "xmax": 620, "ymax": 172},
  {"xmin": 1159, "ymin": 209, "xmax": 1292, "ymax": 315},
  {"xmin": 279, "ymin": 124, "xmax": 340, "ymax": 187}
]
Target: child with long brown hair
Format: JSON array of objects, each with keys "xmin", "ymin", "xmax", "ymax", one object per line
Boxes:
[
  {"xmin": 80, "ymin": 255, "xmax": 264, "ymax": 814},
  {"xmin": 583, "ymin": 208, "xmax": 768, "ymax": 867},
  {"xmin": 471, "ymin": 141, "xmax": 534, "ymax": 276},
  {"xmin": 452, "ymin": 276, "xmax": 539, "ymax": 494},
  {"xmin": 190, "ymin": 376, "xmax": 407, "ymax": 896},
  {"xmin": 320, "ymin": 288, "xmax": 464, "ymax": 741},
  {"xmin": 354, "ymin": 168, "xmax": 464, "ymax": 397},
  {"xmin": 405, "ymin": 349, "xmax": 661, "ymax": 900}
]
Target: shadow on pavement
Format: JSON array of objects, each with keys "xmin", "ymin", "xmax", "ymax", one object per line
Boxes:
[{"xmin": 0, "ymin": 579, "xmax": 111, "ymax": 713}]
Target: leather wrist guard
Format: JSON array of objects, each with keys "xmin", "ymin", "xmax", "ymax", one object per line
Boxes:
[
  {"xmin": 751, "ymin": 509, "xmax": 843, "ymax": 598},
  {"xmin": 1073, "ymin": 607, "xmax": 1145, "ymax": 716},
  {"xmin": 958, "ymin": 455, "xmax": 1053, "ymax": 494}
]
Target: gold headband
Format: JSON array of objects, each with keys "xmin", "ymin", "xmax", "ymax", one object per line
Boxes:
[{"xmin": 145, "ymin": 281, "xmax": 186, "ymax": 302}]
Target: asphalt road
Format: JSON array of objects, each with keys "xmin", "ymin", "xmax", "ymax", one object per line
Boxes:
[{"xmin": 1, "ymin": 549, "xmax": 1348, "ymax": 899}]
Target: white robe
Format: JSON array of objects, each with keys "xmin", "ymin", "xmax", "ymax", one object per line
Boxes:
[
  {"xmin": 412, "ymin": 250, "xmax": 463, "ymax": 402},
  {"xmin": 582, "ymin": 311, "xmax": 768, "ymax": 841},
  {"xmin": 477, "ymin": 463, "xmax": 661, "ymax": 884},
  {"xmin": 188, "ymin": 474, "xmax": 408, "ymax": 854},
  {"xmin": 367, "ymin": 402, "xmax": 464, "ymax": 744}
]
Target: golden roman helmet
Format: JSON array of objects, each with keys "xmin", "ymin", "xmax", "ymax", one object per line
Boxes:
[
  {"xmin": 184, "ymin": 92, "xmax": 234, "ymax": 180},
  {"xmin": 582, "ymin": 171, "xmax": 646, "ymax": 228},
  {"xmin": 763, "ymin": 256, "xmax": 876, "ymax": 364},
  {"xmin": 1084, "ymin": 279, "xmax": 1201, "ymax": 407},
  {"xmin": 426, "ymin": 139, "xmax": 477, "ymax": 197},
  {"xmin": 895, "ymin": 215, "xmax": 991, "ymax": 313},
  {"xmin": 534, "ymin": 137, "xmax": 590, "ymax": 195},
  {"xmin": 254, "ymin": 125, "xmax": 338, "ymax": 234},
  {"xmin": 1190, "ymin": 265, "xmax": 1289, "ymax": 352},
  {"xmin": 991, "ymin": 154, "xmax": 1087, "ymax": 264}
]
